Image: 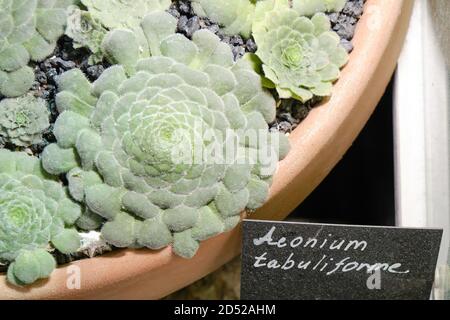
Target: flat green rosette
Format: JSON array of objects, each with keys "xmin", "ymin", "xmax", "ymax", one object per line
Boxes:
[
  {"xmin": 0, "ymin": 94, "xmax": 50, "ymax": 147},
  {"xmin": 0, "ymin": 149, "xmax": 82, "ymax": 286},
  {"xmin": 42, "ymin": 11, "xmax": 289, "ymax": 259},
  {"xmin": 0, "ymin": 0, "xmax": 75, "ymax": 97},
  {"xmin": 251, "ymin": 8, "xmax": 349, "ymax": 102}
]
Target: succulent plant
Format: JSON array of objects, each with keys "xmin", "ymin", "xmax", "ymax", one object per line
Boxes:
[
  {"xmin": 0, "ymin": 149, "xmax": 82, "ymax": 286},
  {"xmin": 190, "ymin": 0, "xmax": 259, "ymax": 38},
  {"xmin": 252, "ymin": 0, "xmax": 290, "ymax": 33},
  {"xmin": 65, "ymin": 5, "xmax": 108, "ymax": 64},
  {"xmin": 81, "ymin": 0, "xmax": 171, "ymax": 30},
  {"xmin": 66, "ymin": 0, "xmax": 171, "ymax": 63},
  {"xmin": 0, "ymin": 0, "xmax": 75, "ymax": 97},
  {"xmin": 42, "ymin": 11, "xmax": 289, "ymax": 259},
  {"xmin": 190, "ymin": 0, "xmax": 345, "ymax": 38},
  {"xmin": 292, "ymin": 0, "xmax": 346, "ymax": 16},
  {"xmin": 0, "ymin": 95, "xmax": 50, "ymax": 147},
  {"xmin": 250, "ymin": 8, "xmax": 349, "ymax": 102}
]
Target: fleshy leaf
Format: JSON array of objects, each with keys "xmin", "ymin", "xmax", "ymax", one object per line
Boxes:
[
  {"xmin": 0, "ymin": 150, "xmax": 81, "ymax": 286},
  {"xmin": 0, "ymin": 0, "xmax": 75, "ymax": 97}
]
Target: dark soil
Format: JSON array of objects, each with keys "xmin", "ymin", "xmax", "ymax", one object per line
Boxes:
[{"xmin": 29, "ymin": 37, "xmax": 110, "ymax": 155}]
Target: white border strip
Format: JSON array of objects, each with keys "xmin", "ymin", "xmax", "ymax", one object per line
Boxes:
[
  {"xmin": 394, "ymin": 0, "xmax": 450, "ymax": 299},
  {"xmin": 394, "ymin": 0, "xmax": 428, "ymax": 228}
]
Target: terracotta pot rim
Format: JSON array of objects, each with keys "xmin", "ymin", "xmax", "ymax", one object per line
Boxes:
[{"xmin": 0, "ymin": 0, "xmax": 414, "ymax": 299}]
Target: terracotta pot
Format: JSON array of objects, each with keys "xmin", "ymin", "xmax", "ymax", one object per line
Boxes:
[{"xmin": 0, "ymin": 0, "xmax": 414, "ymax": 299}]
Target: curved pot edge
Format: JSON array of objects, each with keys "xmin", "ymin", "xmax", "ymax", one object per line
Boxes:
[{"xmin": 0, "ymin": 0, "xmax": 414, "ymax": 299}]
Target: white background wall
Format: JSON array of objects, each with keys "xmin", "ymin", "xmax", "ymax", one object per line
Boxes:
[{"xmin": 395, "ymin": 0, "xmax": 450, "ymax": 299}]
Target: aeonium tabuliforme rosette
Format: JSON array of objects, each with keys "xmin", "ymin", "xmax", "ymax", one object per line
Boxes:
[
  {"xmin": 0, "ymin": 95, "xmax": 50, "ymax": 147},
  {"xmin": 249, "ymin": 1, "xmax": 349, "ymax": 102},
  {"xmin": 42, "ymin": 11, "xmax": 290, "ymax": 259},
  {"xmin": 0, "ymin": 150, "xmax": 82, "ymax": 286}
]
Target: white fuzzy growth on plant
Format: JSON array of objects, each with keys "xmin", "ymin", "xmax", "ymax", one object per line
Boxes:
[{"xmin": 78, "ymin": 231, "xmax": 112, "ymax": 258}]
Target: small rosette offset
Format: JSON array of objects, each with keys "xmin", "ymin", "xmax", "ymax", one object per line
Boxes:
[
  {"xmin": 252, "ymin": 9, "xmax": 349, "ymax": 102},
  {"xmin": 0, "ymin": 149, "xmax": 81, "ymax": 286}
]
